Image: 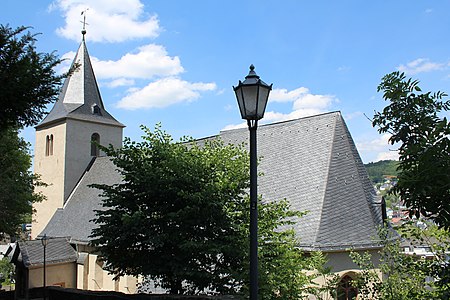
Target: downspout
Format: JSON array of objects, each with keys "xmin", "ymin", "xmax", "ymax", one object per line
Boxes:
[{"xmin": 381, "ymin": 196, "xmax": 388, "ymax": 225}]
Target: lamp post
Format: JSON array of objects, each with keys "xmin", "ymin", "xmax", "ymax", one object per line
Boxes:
[
  {"xmin": 233, "ymin": 65, "xmax": 272, "ymax": 300},
  {"xmin": 41, "ymin": 234, "xmax": 49, "ymax": 300}
]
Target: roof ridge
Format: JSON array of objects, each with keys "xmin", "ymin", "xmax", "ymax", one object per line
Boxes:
[
  {"xmin": 313, "ymin": 114, "xmax": 382, "ymax": 249},
  {"xmin": 313, "ymin": 113, "xmax": 339, "ymax": 245},
  {"xmin": 64, "ymin": 157, "xmax": 97, "ymax": 208},
  {"xmin": 213, "ymin": 111, "xmax": 342, "ymax": 140},
  {"xmin": 82, "ymin": 39, "xmax": 105, "ymax": 109},
  {"xmin": 341, "ymin": 118, "xmax": 383, "ymax": 227},
  {"xmin": 259, "ymin": 111, "xmax": 341, "ymax": 129}
]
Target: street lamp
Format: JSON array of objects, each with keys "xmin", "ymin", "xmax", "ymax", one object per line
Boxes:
[
  {"xmin": 233, "ymin": 65, "xmax": 272, "ymax": 300},
  {"xmin": 41, "ymin": 234, "xmax": 49, "ymax": 300}
]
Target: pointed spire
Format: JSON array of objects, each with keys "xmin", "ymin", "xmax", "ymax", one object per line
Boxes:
[
  {"xmin": 37, "ymin": 35, "xmax": 124, "ymax": 129},
  {"xmin": 61, "ymin": 40, "xmax": 99, "ymax": 106}
]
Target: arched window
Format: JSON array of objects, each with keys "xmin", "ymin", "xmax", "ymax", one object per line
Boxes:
[
  {"xmin": 45, "ymin": 135, "xmax": 49, "ymax": 156},
  {"xmin": 49, "ymin": 134, "xmax": 54, "ymax": 156},
  {"xmin": 45, "ymin": 134, "xmax": 54, "ymax": 156},
  {"xmin": 337, "ymin": 275, "xmax": 358, "ymax": 300},
  {"xmin": 91, "ymin": 133, "xmax": 100, "ymax": 157}
]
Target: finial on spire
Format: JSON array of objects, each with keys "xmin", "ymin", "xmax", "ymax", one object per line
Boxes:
[{"xmin": 81, "ymin": 8, "xmax": 89, "ymax": 39}]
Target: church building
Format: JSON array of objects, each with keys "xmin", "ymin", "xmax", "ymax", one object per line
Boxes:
[
  {"xmin": 33, "ymin": 33, "xmax": 124, "ymax": 238},
  {"xmin": 31, "ymin": 31, "xmax": 384, "ymax": 297},
  {"xmin": 31, "ymin": 33, "xmax": 136, "ymax": 293}
]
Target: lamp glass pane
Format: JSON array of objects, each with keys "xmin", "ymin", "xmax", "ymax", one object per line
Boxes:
[
  {"xmin": 256, "ymin": 85, "xmax": 270, "ymax": 119},
  {"xmin": 242, "ymin": 85, "xmax": 258, "ymax": 119},
  {"xmin": 234, "ymin": 88, "xmax": 247, "ymax": 119}
]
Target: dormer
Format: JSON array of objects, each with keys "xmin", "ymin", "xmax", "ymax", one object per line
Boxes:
[{"xmin": 92, "ymin": 104, "xmax": 102, "ymax": 116}]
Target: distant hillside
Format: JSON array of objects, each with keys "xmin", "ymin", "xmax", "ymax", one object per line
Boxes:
[{"xmin": 364, "ymin": 160, "xmax": 398, "ymax": 183}]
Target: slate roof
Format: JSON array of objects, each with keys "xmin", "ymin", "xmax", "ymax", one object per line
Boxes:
[
  {"xmin": 216, "ymin": 112, "xmax": 383, "ymax": 251},
  {"xmin": 40, "ymin": 156, "xmax": 123, "ymax": 245},
  {"xmin": 41, "ymin": 111, "xmax": 383, "ymax": 251},
  {"xmin": 36, "ymin": 39, "xmax": 124, "ymax": 129},
  {"xmin": 14, "ymin": 238, "xmax": 77, "ymax": 268}
]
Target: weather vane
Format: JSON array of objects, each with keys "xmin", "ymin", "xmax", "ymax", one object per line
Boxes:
[{"xmin": 81, "ymin": 8, "xmax": 89, "ymax": 37}]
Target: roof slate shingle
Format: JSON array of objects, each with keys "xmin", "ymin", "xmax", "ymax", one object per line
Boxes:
[
  {"xmin": 16, "ymin": 238, "xmax": 77, "ymax": 268},
  {"xmin": 41, "ymin": 111, "xmax": 382, "ymax": 251},
  {"xmin": 41, "ymin": 156, "xmax": 122, "ymax": 244},
  {"xmin": 36, "ymin": 40, "xmax": 124, "ymax": 129}
]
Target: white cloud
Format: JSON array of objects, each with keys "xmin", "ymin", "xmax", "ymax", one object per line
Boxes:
[
  {"xmin": 52, "ymin": 0, "xmax": 161, "ymax": 42},
  {"xmin": 343, "ymin": 111, "xmax": 364, "ymax": 121},
  {"xmin": 269, "ymin": 87, "xmax": 336, "ymax": 110},
  {"xmin": 268, "ymin": 87, "xmax": 337, "ymax": 122},
  {"xmin": 104, "ymin": 78, "xmax": 135, "ymax": 88},
  {"xmin": 337, "ymin": 65, "xmax": 351, "ymax": 72},
  {"xmin": 397, "ymin": 58, "xmax": 445, "ymax": 75},
  {"xmin": 292, "ymin": 93, "xmax": 334, "ymax": 110},
  {"xmin": 55, "ymin": 51, "xmax": 76, "ymax": 74},
  {"xmin": 356, "ymin": 133, "xmax": 399, "ymax": 162},
  {"xmin": 269, "ymin": 87, "xmax": 309, "ymax": 103},
  {"xmin": 224, "ymin": 104, "xmax": 234, "ymax": 111},
  {"xmin": 376, "ymin": 151, "xmax": 399, "ymax": 161},
  {"xmin": 221, "ymin": 122, "xmax": 247, "ymax": 131},
  {"xmin": 222, "ymin": 86, "xmax": 338, "ymax": 131},
  {"xmin": 222, "ymin": 108, "xmax": 335, "ymax": 131},
  {"xmin": 264, "ymin": 108, "xmax": 325, "ymax": 123},
  {"xmin": 91, "ymin": 44, "xmax": 183, "ymax": 79},
  {"xmin": 116, "ymin": 77, "xmax": 216, "ymax": 110},
  {"xmin": 60, "ymin": 44, "xmax": 183, "ymax": 85},
  {"xmin": 51, "ymin": 0, "xmax": 216, "ymax": 109},
  {"xmin": 356, "ymin": 133, "xmax": 392, "ymax": 151}
]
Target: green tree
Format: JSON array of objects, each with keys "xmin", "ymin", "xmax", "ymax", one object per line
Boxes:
[
  {"xmin": 241, "ymin": 198, "xmax": 332, "ymax": 300},
  {"xmin": 364, "ymin": 160, "xmax": 398, "ymax": 184},
  {"xmin": 351, "ymin": 223, "xmax": 450, "ymax": 299},
  {"xmin": 91, "ymin": 125, "xmax": 326, "ymax": 297},
  {"xmin": 0, "ymin": 24, "xmax": 66, "ymax": 238},
  {"xmin": 0, "ymin": 24, "xmax": 65, "ymax": 129},
  {"xmin": 0, "ymin": 257, "xmax": 14, "ymax": 287},
  {"xmin": 373, "ymin": 71, "xmax": 450, "ymax": 227},
  {"xmin": 0, "ymin": 127, "xmax": 46, "ymax": 237}
]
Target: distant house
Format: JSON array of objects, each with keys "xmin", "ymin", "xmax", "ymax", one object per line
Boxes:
[
  {"xmin": 32, "ymin": 30, "xmax": 384, "ymax": 297},
  {"xmin": 10, "ymin": 238, "xmax": 77, "ymax": 299}
]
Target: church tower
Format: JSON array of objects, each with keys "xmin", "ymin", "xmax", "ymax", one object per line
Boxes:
[{"xmin": 32, "ymin": 33, "xmax": 124, "ymax": 238}]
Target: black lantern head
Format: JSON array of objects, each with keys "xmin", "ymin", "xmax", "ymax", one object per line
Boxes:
[
  {"xmin": 233, "ymin": 65, "xmax": 272, "ymax": 120},
  {"xmin": 41, "ymin": 234, "xmax": 49, "ymax": 247}
]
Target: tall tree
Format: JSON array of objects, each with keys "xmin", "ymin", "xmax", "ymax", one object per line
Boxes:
[
  {"xmin": 91, "ymin": 125, "xmax": 326, "ymax": 297},
  {"xmin": 373, "ymin": 71, "xmax": 450, "ymax": 227},
  {"xmin": 0, "ymin": 127, "xmax": 45, "ymax": 237},
  {"xmin": 0, "ymin": 24, "xmax": 65, "ymax": 238},
  {"xmin": 91, "ymin": 125, "xmax": 249, "ymax": 294},
  {"xmin": 0, "ymin": 24, "xmax": 64, "ymax": 129}
]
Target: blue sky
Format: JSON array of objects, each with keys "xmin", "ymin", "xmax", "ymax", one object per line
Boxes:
[{"xmin": 3, "ymin": 0, "xmax": 450, "ymax": 163}]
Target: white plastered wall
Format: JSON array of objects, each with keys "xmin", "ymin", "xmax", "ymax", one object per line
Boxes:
[
  {"xmin": 63, "ymin": 119, "xmax": 123, "ymax": 203},
  {"xmin": 33, "ymin": 122, "xmax": 67, "ymax": 238},
  {"xmin": 28, "ymin": 263, "xmax": 77, "ymax": 289},
  {"xmin": 33, "ymin": 118, "xmax": 123, "ymax": 238},
  {"xmin": 78, "ymin": 253, "xmax": 137, "ymax": 294},
  {"xmin": 307, "ymin": 249, "xmax": 382, "ymax": 300}
]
